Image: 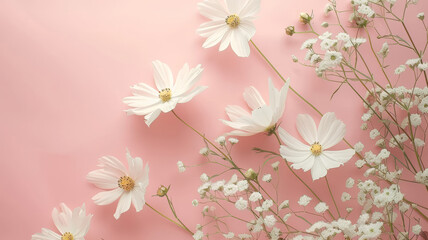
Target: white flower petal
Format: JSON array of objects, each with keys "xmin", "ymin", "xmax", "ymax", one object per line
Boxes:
[
  {"xmin": 318, "ymin": 113, "xmax": 346, "ymax": 149},
  {"xmin": 226, "ymin": 0, "xmax": 244, "ymax": 14},
  {"xmin": 238, "ymin": 19, "xmax": 256, "ymax": 38},
  {"xmin": 280, "ymin": 146, "xmax": 312, "ymax": 164},
  {"xmin": 230, "ymin": 29, "xmax": 251, "ymax": 57},
  {"xmin": 219, "ymin": 29, "xmax": 233, "ymax": 51},
  {"xmin": 114, "ymin": 192, "xmax": 132, "ymax": 219},
  {"xmin": 197, "ymin": 20, "xmax": 226, "ymax": 38},
  {"xmin": 292, "ymin": 155, "xmax": 315, "ymax": 172},
  {"xmin": 244, "ymin": 86, "xmax": 266, "ymax": 110},
  {"xmin": 127, "ymin": 151, "xmax": 143, "ymax": 180},
  {"xmin": 278, "ymin": 127, "xmax": 309, "ymax": 151},
  {"xmin": 32, "ymin": 228, "xmax": 61, "ymax": 240},
  {"xmin": 224, "ymin": 105, "xmax": 251, "ymax": 121},
  {"xmin": 296, "ymin": 114, "xmax": 318, "ymax": 144},
  {"xmin": 178, "ymin": 86, "xmax": 208, "ymax": 103},
  {"xmin": 202, "ymin": 26, "xmax": 229, "ymax": 48},
  {"xmin": 152, "ymin": 60, "xmax": 174, "ymax": 90},
  {"xmin": 97, "ymin": 156, "xmax": 128, "ymax": 177},
  {"xmin": 92, "ymin": 188, "xmax": 123, "ymax": 205},
  {"xmin": 239, "ymin": 0, "xmax": 260, "ymax": 18},
  {"xmin": 144, "ymin": 109, "xmax": 161, "ymax": 127},
  {"xmin": 321, "ymin": 149, "xmax": 355, "ymax": 166},
  {"xmin": 159, "ymin": 99, "xmax": 178, "ymax": 113},
  {"xmin": 52, "ymin": 208, "xmax": 67, "ymax": 234},
  {"xmin": 128, "ymin": 82, "xmax": 158, "ymax": 97},
  {"xmin": 131, "ymin": 186, "xmax": 146, "ymax": 212},
  {"xmin": 197, "ymin": 0, "xmax": 228, "ymax": 20},
  {"xmin": 86, "ymin": 169, "xmax": 123, "ymax": 189},
  {"xmin": 251, "ymin": 106, "xmax": 274, "ymax": 127},
  {"xmin": 311, "ymin": 157, "xmax": 328, "ymax": 180}
]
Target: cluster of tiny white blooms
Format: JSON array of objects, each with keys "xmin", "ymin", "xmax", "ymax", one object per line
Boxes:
[
  {"xmin": 351, "ymin": 0, "xmax": 375, "ymax": 18},
  {"xmin": 223, "ymin": 232, "xmax": 234, "ymax": 239},
  {"xmin": 314, "ymin": 202, "xmax": 329, "ymax": 213},
  {"xmin": 298, "ymin": 195, "xmax": 312, "ymax": 206},
  {"xmin": 262, "ymin": 174, "xmax": 272, "ymax": 182},
  {"xmin": 235, "ymin": 197, "xmax": 248, "ymax": 210},
  {"xmin": 357, "ymin": 222, "xmax": 383, "ymax": 239},
  {"xmin": 372, "ymin": 184, "xmax": 404, "ymax": 208},
  {"xmin": 193, "ymin": 230, "xmax": 204, "ymax": 240},
  {"xmin": 255, "ymin": 199, "xmax": 274, "ymax": 212},
  {"xmin": 177, "ymin": 161, "xmax": 186, "ymax": 173},
  {"xmin": 228, "ymin": 137, "xmax": 239, "ymax": 144},
  {"xmin": 199, "ymin": 147, "xmax": 209, "ymax": 156},
  {"xmin": 354, "ymin": 142, "xmax": 364, "ymax": 153},
  {"xmin": 264, "ymin": 215, "xmax": 277, "ymax": 228},
  {"xmin": 271, "ymin": 161, "xmax": 280, "ymax": 170},
  {"xmin": 415, "ymin": 168, "xmax": 428, "ymax": 186},
  {"xmin": 249, "ymin": 192, "xmax": 262, "ymax": 202},
  {"xmin": 215, "ymin": 136, "xmax": 226, "ymax": 146}
]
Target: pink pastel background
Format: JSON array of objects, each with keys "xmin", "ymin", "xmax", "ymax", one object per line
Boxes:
[{"xmin": 1, "ymin": 0, "xmax": 427, "ymax": 239}]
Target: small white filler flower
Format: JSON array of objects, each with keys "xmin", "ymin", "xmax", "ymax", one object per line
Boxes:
[
  {"xmin": 222, "ymin": 78, "xmax": 290, "ymax": 136},
  {"xmin": 279, "ymin": 112, "xmax": 355, "ymax": 180},
  {"xmin": 32, "ymin": 203, "xmax": 92, "ymax": 240},
  {"xmin": 197, "ymin": 0, "xmax": 260, "ymax": 57},
  {"xmin": 87, "ymin": 150, "xmax": 149, "ymax": 219},
  {"xmin": 123, "ymin": 60, "xmax": 207, "ymax": 126}
]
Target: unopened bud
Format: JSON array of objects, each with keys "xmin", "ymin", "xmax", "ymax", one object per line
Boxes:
[
  {"xmin": 244, "ymin": 168, "xmax": 258, "ymax": 180},
  {"xmin": 285, "ymin": 26, "xmax": 295, "ymax": 36},
  {"xmin": 299, "ymin": 12, "xmax": 312, "ymax": 24},
  {"xmin": 417, "ymin": 12, "xmax": 424, "ymax": 20},
  {"xmin": 156, "ymin": 185, "xmax": 169, "ymax": 197}
]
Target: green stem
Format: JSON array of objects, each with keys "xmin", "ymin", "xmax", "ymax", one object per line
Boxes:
[
  {"xmin": 324, "ymin": 176, "xmax": 341, "ymax": 218},
  {"xmin": 165, "ymin": 195, "xmax": 193, "ymax": 235},
  {"xmin": 145, "ymin": 202, "xmax": 194, "ymax": 235}
]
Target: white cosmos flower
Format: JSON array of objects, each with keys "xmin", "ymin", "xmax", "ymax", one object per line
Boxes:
[
  {"xmin": 86, "ymin": 150, "xmax": 149, "ymax": 219},
  {"xmin": 279, "ymin": 112, "xmax": 355, "ymax": 180},
  {"xmin": 123, "ymin": 60, "xmax": 207, "ymax": 126},
  {"xmin": 32, "ymin": 203, "xmax": 92, "ymax": 240},
  {"xmin": 222, "ymin": 78, "xmax": 290, "ymax": 136},
  {"xmin": 197, "ymin": 0, "xmax": 260, "ymax": 57}
]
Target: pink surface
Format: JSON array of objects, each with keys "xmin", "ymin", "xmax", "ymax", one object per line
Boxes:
[{"xmin": 1, "ymin": 0, "xmax": 427, "ymax": 239}]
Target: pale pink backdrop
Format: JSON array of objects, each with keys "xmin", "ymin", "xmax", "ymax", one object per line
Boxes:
[{"xmin": 1, "ymin": 0, "xmax": 427, "ymax": 239}]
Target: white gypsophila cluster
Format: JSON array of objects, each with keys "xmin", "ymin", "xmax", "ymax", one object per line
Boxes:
[
  {"xmin": 354, "ymin": 142, "xmax": 364, "ymax": 153},
  {"xmin": 177, "ymin": 161, "xmax": 186, "ymax": 173},
  {"xmin": 372, "ymin": 184, "xmax": 404, "ymax": 208},
  {"xmin": 314, "ymin": 202, "xmax": 329, "ymax": 213},
  {"xmin": 249, "ymin": 192, "xmax": 263, "ymax": 202},
  {"xmin": 279, "ymin": 200, "xmax": 289, "ymax": 209},
  {"xmin": 298, "ymin": 195, "xmax": 312, "ymax": 206},
  {"xmin": 193, "ymin": 230, "xmax": 204, "ymax": 240},
  {"xmin": 223, "ymin": 232, "xmax": 234, "ymax": 239},
  {"xmin": 255, "ymin": 199, "xmax": 273, "ymax": 212},
  {"xmin": 262, "ymin": 174, "xmax": 272, "ymax": 182},
  {"xmin": 271, "ymin": 161, "xmax": 280, "ymax": 170},
  {"xmin": 415, "ymin": 168, "xmax": 428, "ymax": 186},
  {"xmin": 264, "ymin": 215, "xmax": 277, "ymax": 228},
  {"xmin": 199, "ymin": 147, "xmax": 209, "ymax": 156},
  {"xmin": 235, "ymin": 197, "xmax": 248, "ymax": 210}
]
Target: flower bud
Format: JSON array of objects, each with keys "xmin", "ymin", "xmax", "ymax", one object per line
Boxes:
[
  {"xmin": 285, "ymin": 26, "xmax": 295, "ymax": 36},
  {"xmin": 156, "ymin": 185, "xmax": 169, "ymax": 197},
  {"xmin": 299, "ymin": 12, "xmax": 312, "ymax": 24},
  {"xmin": 321, "ymin": 22, "xmax": 329, "ymax": 28},
  {"xmin": 244, "ymin": 168, "xmax": 258, "ymax": 180},
  {"xmin": 417, "ymin": 12, "xmax": 424, "ymax": 20}
]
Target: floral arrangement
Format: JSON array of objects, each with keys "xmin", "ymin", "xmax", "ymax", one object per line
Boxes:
[{"xmin": 31, "ymin": 0, "xmax": 428, "ymax": 239}]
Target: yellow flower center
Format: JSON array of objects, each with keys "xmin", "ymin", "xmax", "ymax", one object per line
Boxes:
[
  {"xmin": 225, "ymin": 14, "xmax": 240, "ymax": 28},
  {"xmin": 159, "ymin": 88, "xmax": 172, "ymax": 102},
  {"xmin": 61, "ymin": 232, "xmax": 74, "ymax": 240},
  {"xmin": 118, "ymin": 176, "xmax": 135, "ymax": 191},
  {"xmin": 310, "ymin": 143, "xmax": 322, "ymax": 156}
]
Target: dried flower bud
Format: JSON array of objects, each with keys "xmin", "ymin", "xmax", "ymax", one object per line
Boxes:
[
  {"xmin": 244, "ymin": 168, "xmax": 258, "ymax": 180},
  {"xmin": 285, "ymin": 26, "xmax": 295, "ymax": 36},
  {"xmin": 417, "ymin": 12, "xmax": 425, "ymax": 20},
  {"xmin": 321, "ymin": 22, "xmax": 329, "ymax": 28},
  {"xmin": 156, "ymin": 185, "xmax": 169, "ymax": 197},
  {"xmin": 291, "ymin": 55, "xmax": 298, "ymax": 62},
  {"xmin": 299, "ymin": 12, "xmax": 312, "ymax": 24}
]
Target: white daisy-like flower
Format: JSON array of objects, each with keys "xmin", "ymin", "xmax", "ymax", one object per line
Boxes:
[
  {"xmin": 123, "ymin": 60, "xmax": 207, "ymax": 126},
  {"xmin": 86, "ymin": 150, "xmax": 149, "ymax": 219},
  {"xmin": 197, "ymin": 0, "xmax": 260, "ymax": 57},
  {"xmin": 222, "ymin": 78, "xmax": 290, "ymax": 136},
  {"xmin": 279, "ymin": 112, "xmax": 355, "ymax": 180},
  {"xmin": 32, "ymin": 203, "xmax": 92, "ymax": 240}
]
